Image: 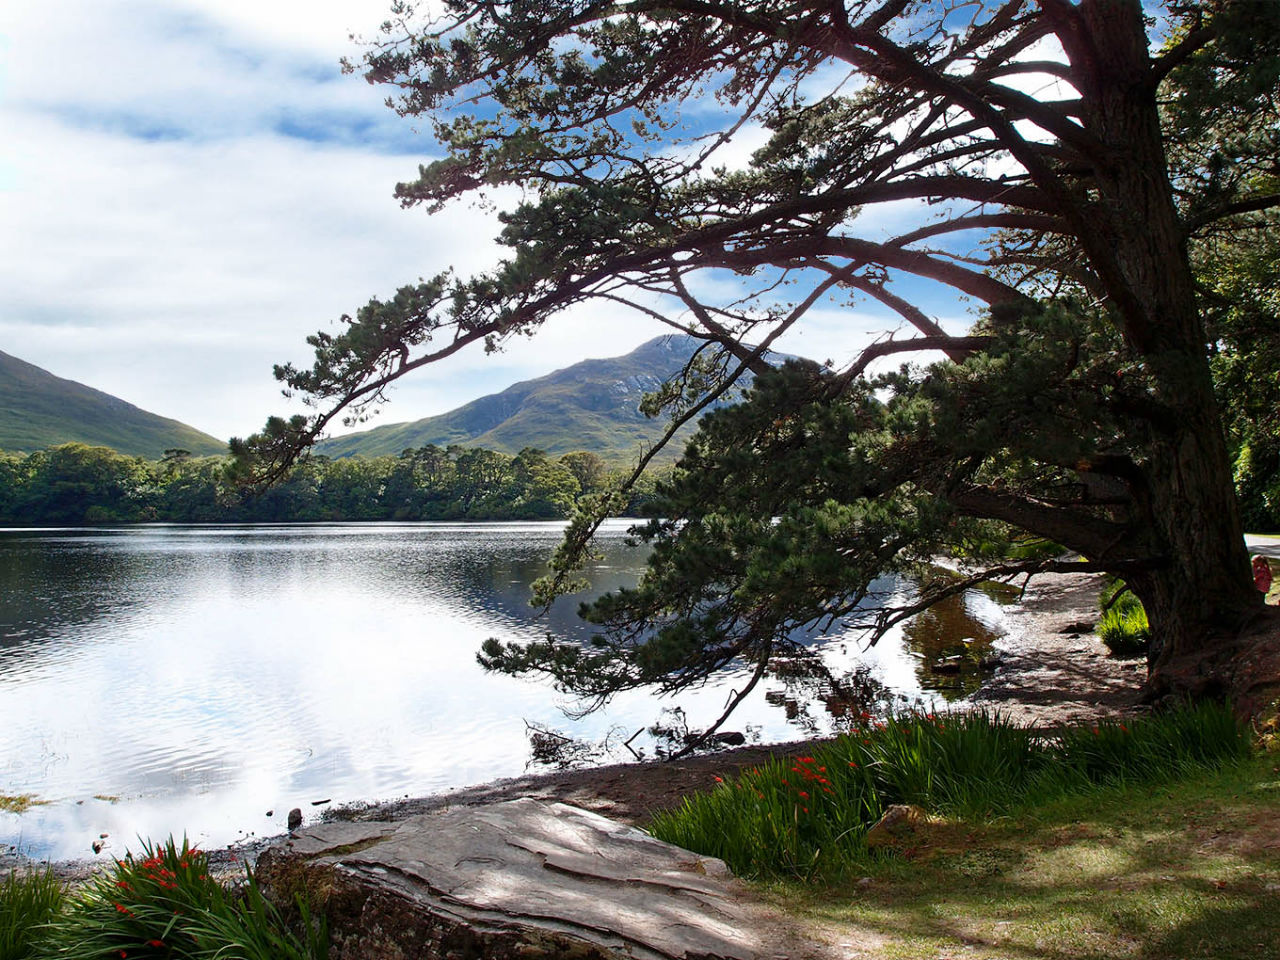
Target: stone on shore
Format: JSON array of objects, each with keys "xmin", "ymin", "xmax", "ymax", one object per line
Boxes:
[
  {"xmin": 864, "ymin": 804, "xmax": 929, "ymax": 851},
  {"xmin": 256, "ymin": 798, "xmax": 771, "ymax": 960}
]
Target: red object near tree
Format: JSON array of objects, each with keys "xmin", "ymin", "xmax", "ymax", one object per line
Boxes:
[{"xmin": 1253, "ymin": 556, "xmax": 1273, "ymax": 594}]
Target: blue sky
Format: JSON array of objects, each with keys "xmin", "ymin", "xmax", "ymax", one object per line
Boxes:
[{"xmin": 0, "ymin": 1, "xmax": 974, "ymax": 443}]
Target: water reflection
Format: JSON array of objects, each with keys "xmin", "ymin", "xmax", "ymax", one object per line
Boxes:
[
  {"xmin": 902, "ymin": 589, "xmax": 1009, "ymax": 699},
  {"xmin": 0, "ymin": 523, "xmax": 1012, "ymax": 860}
]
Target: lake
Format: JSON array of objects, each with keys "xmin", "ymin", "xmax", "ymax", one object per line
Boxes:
[{"xmin": 0, "ymin": 521, "xmax": 1009, "ymax": 861}]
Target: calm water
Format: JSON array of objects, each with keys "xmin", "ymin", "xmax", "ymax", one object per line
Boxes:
[{"xmin": 0, "ymin": 522, "xmax": 1008, "ymax": 860}]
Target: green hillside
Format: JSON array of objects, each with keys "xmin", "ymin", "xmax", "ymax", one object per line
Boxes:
[
  {"xmin": 317, "ymin": 336, "xmax": 753, "ymax": 461},
  {"xmin": 0, "ymin": 350, "xmax": 226, "ymax": 458}
]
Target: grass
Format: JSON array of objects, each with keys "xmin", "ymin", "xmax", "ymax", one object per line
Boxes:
[
  {"xmin": 0, "ymin": 869, "xmax": 64, "ymax": 960},
  {"xmin": 764, "ymin": 755, "xmax": 1280, "ymax": 960},
  {"xmin": 1097, "ymin": 580, "xmax": 1151, "ymax": 657},
  {"xmin": 649, "ymin": 703, "xmax": 1250, "ymax": 881},
  {"xmin": 1, "ymin": 837, "xmax": 326, "ymax": 960}
]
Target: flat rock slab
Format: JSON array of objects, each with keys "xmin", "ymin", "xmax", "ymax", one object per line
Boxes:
[{"xmin": 257, "ymin": 798, "xmax": 776, "ymax": 960}]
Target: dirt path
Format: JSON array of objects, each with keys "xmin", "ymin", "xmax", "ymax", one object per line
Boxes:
[{"xmin": 967, "ymin": 570, "xmax": 1144, "ymax": 725}]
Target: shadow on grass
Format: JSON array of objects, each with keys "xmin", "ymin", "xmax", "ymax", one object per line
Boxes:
[{"xmin": 782, "ymin": 766, "xmax": 1280, "ymax": 960}]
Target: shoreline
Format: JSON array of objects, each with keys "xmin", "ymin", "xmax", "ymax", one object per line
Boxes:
[{"xmin": 17, "ymin": 569, "xmax": 1142, "ymax": 881}]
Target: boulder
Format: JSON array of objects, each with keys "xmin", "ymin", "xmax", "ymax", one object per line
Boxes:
[
  {"xmin": 864, "ymin": 804, "xmax": 929, "ymax": 851},
  {"xmin": 256, "ymin": 799, "xmax": 770, "ymax": 960}
]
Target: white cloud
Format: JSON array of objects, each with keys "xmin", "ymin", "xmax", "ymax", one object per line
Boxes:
[
  {"xmin": 0, "ymin": 0, "xmax": 979, "ymax": 448},
  {"xmin": 0, "ymin": 106, "xmax": 508, "ymax": 439}
]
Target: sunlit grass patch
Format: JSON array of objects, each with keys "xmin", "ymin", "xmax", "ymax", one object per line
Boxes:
[
  {"xmin": 1097, "ymin": 579, "xmax": 1150, "ymax": 656},
  {"xmin": 763, "ymin": 756, "xmax": 1280, "ymax": 960}
]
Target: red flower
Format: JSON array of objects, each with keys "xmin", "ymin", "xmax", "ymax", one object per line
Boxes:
[
  {"xmin": 798, "ymin": 790, "xmax": 809, "ymax": 798},
  {"xmin": 798, "ymin": 757, "xmax": 815, "ymax": 764},
  {"xmin": 847, "ymin": 761, "xmax": 859, "ymax": 768},
  {"xmin": 147, "ymin": 941, "xmax": 164, "ymax": 948},
  {"xmin": 713, "ymin": 776, "xmax": 723, "ymax": 783}
]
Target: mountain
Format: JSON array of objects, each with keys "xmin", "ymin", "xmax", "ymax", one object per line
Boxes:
[
  {"xmin": 0, "ymin": 350, "xmax": 226, "ymax": 458},
  {"xmin": 317, "ymin": 336, "xmax": 760, "ymax": 461}
]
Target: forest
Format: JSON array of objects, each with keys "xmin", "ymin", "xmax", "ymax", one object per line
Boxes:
[{"xmin": 0, "ymin": 443, "xmax": 658, "ymax": 525}]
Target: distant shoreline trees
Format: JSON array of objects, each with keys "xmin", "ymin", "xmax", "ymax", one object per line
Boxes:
[{"xmin": 0, "ymin": 443, "xmax": 657, "ymax": 526}]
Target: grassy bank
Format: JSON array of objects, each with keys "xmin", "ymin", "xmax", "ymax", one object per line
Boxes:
[
  {"xmin": 650, "ymin": 705, "xmax": 1250, "ymax": 881},
  {"xmin": 767, "ymin": 755, "xmax": 1280, "ymax": 959}
]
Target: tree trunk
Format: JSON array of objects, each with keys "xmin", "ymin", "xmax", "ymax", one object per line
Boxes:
[{"xmin": 1077, "ymin": 1, "xmax": 1275, "ymax": 720}]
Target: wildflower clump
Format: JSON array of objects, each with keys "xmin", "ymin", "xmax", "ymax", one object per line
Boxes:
[{"xmin": 35, "ymin": 836, "xmax": 326, "ymax": 960}]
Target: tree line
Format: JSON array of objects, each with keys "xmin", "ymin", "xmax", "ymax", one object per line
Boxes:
[{"xmin": 0, "ymin": 443, "xmax": 660, "ymax": 525}]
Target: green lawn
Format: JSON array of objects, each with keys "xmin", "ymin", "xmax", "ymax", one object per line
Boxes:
[{"xmin": 764, "ymin": 756, "xmax": 1280, "ymax": 959}]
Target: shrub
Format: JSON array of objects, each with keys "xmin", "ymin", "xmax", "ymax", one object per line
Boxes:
[
  {"xmin": 1097, "ymin": 580, "xmax": 1150, "ymax": 657},
  {"xmin": 34, "ymin": 837, "xmax": 326, "ymax": 960}
]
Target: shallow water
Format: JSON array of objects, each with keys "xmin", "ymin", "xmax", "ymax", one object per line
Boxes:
[{"xmin": 0, "ymin": 521, "xmax": 1008, "ymax": 860}]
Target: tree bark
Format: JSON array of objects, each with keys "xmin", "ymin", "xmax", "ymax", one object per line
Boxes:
[{"xmin": 1075, "ymin": 1, "xmax": 1270, "ymax": 714}]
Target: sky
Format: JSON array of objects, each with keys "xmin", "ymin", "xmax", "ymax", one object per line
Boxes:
[{"xmin": 0, "ymin": 1, "xmax": 974, "ymax": 444}]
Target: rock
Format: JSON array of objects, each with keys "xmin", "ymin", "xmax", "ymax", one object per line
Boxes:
[
  {"xmin": 1058, "ymin": 620, "xmax": 1096, "ymax": 634},
  {"xmin": 257, "ymin": 799, "xmax": 769, "ymax": 960},
  {"xmin": 931, "ymin": 660, "xmax": 963, "ymax": 675},
  {"xmin": 865, "ymin": 804, "xmax": 929, "ymax": 851},
  {"xmin": 712, "ymin": 731, "xmax": 747, "ymax": 746},
  {"xmin": 287, "ymin": 808, "xmax": 303, "ymax": 831}
]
